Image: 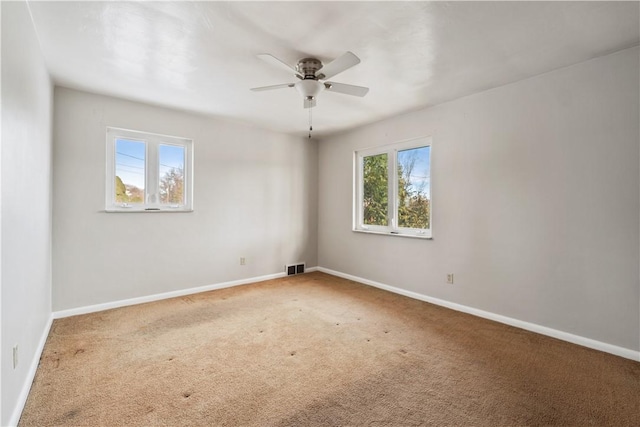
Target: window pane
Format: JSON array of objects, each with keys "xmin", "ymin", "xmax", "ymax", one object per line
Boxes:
[
  {"xmin": 115, "ymin": 139, "xmax": 145, "ymax": 203},
  {"xmin": 159, "ymin": 144, "xmax": 185, "ymax": 205},
  {"xmin": 398, "ymin": 146, "xmax": 430, "ymax": 229},
  {"xmin": 363, "ymin": 153, "xmax": 388, "ymax": 226}
]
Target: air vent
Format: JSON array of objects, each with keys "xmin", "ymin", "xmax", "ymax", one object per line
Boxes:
[{"xmin": 286, "ymin": 263, "xmax": 306, "ymax": 276}]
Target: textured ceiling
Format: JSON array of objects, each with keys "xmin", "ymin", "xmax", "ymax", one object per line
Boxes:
[{"xmin": 28, "ymin": 1, "xmax": 639, "ymax": 138}]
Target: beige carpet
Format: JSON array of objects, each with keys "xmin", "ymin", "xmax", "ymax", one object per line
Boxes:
[{"xmin": 20, "ymin": 272, "xmax": 640, "ymax": 426}]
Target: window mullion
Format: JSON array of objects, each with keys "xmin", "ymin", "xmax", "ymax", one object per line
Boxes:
[
  {"xmin": 146, "ymin": 140, "xmax": 159, "ymax": 206},
  {"xmin": 357, "ymin": 154, "xmax": 364, "ymax": 228},
  {"xmin": 106, "ymin": 134, "xmax": 116, "ymax": 208},
  {"xmin": 182, "ymin": 146, "xmax": 188, "ymax": 206},
  {"xmin": 387, "ymin": 150, "xmax": 396, "ymax": 230}
]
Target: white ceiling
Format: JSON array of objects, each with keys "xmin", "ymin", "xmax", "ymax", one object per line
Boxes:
[{"xmin": 28, "ymin": 1, "xmax": 639, "ymax": 138}]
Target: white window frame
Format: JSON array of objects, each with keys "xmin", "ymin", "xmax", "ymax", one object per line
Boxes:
[
  {"xmin": 353, "ymin": 136, "xmax": 432, "ymax": 239},
  {"xmin": 106, "ymin": 127, "xmax": 194, "ymax": 212}
]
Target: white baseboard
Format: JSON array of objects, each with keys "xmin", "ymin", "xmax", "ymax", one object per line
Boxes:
[
  {"xmin": 55, "ymin": 268, "xmax": 320, "ymax": 319},
  {"xmin": 9, "ymin": 314, "xmax": 53, "ymax": 427},
  {"xmin": 316, "ymin": 267, "xmax": 640, "ymax": 362},
  {"xmin": 53, "ymin": 271, "xmax": 292, "ymax": 319}
]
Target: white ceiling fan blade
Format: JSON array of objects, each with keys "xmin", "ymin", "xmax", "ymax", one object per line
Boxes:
[
  {"xmin": 250, "ymin": 83, "xmax": 295, "ymax": 92},
  {"xmin": 304, "ymin": 98, "xmax": 317, "ymax": 109},
  {"xmin": 317, "ymin": 51, "xmax": 361, "ymax": 80},
  {"xmin": 324, "ymin": 82, "xmax": 369, "ymax": 97},
  {"xmin": 257, "ymin": 54, "xmax": 303, "ymax": 79}
]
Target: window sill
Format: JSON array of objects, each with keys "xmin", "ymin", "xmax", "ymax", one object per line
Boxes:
[
  {"xmin": 352, "ymin": 229, "xmax": 432, "ymax": 240},
  {"xmin": 104, "ymin": 208, "xmax": 193, "ymax": 213}
]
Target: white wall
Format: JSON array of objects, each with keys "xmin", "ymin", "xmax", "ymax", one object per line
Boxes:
[
  {"xmin": 318, "ymin": 47, "xmax": 640, "ymax": 353},
  {"xmin": 1, "ymin": 1, "xmax": 53, "ymax": 425},
  {"xmin": 53, "ymin": 88, "xmax": 317, "ymax": 311}
]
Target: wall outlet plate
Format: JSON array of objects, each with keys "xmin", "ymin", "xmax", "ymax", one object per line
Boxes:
[{"xmin": 447, "ymin": 274, "xmax": 454, "ymax": 284}]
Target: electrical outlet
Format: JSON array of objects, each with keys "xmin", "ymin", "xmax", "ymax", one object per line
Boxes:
[
  {"xmin": 13, "ymin": 345, "xmax": 18, "ymax": 369},
  {"xmin": 240, "ymin": 257, "xmax": 246, "ymax": 266},
  {"xmin": 446, "ymin": 274, "xmax": 454, "ymax": 284}
]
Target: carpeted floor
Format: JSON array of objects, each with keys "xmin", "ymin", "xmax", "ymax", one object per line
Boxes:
[{"xmin": 20, "ymin": 272, "xmax": 640, "ymax": 426}]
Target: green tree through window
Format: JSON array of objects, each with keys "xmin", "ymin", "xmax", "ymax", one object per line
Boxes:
[
  {"xmin": 363, "ymin": 153, "xmax": 388, "ymax": 225},
  {"xmin": 115, "ymin": 176, "xmax": 127, "ymax": 203}
]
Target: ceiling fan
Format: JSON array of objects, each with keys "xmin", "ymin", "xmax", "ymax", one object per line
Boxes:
[{"xmin": 250, "ymin": 51, "xmax": 369, "ymax": 109}]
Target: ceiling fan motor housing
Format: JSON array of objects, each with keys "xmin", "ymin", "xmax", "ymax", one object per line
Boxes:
[{"xmin": 297, "ymin": 58, "xmax": 323, "ymax": 79}]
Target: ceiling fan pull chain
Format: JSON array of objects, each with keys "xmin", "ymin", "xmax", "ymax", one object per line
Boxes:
[{"xmin": 308, "ymin": 106, "xmax": 313, "ymax": 139}]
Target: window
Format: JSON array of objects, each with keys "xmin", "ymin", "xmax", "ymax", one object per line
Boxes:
[
  {"xmin": 106, "ymin": 127, "xmax": 193, "ymax": 212},
  {"xmin": 354, "ymin": 137, "xmax": 431, "ymax": 238}
]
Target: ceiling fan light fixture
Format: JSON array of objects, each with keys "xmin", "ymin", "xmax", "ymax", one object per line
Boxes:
[{"xmin": 295, "ymin": 79, "xmax": 324, "ymax": 100}]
